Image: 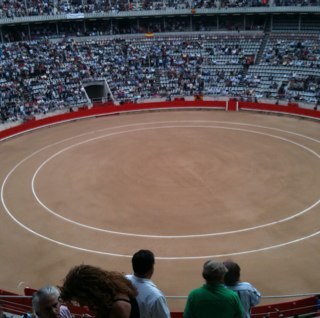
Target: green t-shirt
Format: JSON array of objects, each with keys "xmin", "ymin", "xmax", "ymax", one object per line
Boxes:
[{"xmin": 184, "ymin": 283, "xmax": 244, "ymax": 318}]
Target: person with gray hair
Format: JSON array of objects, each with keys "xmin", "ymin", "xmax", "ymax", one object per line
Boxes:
[
  {"xmin": 32, "ymin": 286, "xmax": 72, "ymax": 318},
  {"xmin": 184, "ymin": 260, "xmax": 244, "ymax": 318}
]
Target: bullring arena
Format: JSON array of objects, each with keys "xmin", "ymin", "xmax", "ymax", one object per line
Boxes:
[{"xmin": 0, "ymin": 102, "xmax": 319, "ymax": 313}]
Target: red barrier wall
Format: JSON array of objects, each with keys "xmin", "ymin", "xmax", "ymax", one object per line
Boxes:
[
  {"xmin": 227, "ymin": 99, "xmax": 238, "ymax": 111},
  {"xmin": 239, "ymin": 101, "xmax": 320, "ymax": 119},
  {"xmin": 250, "ymin": 296, "xmax": 318, "ymax": 318},
  {"xmin": 0, "ymin": 289, "xmax": 32, "ymax": 315},
  {"xmin": 0, "ymin": 101, "xmax": 225, "ymax": 141},
  {"xmin": 0, "ymin": 288, "xmax": 318, "ymax": 318},
  {"xmin": 1, "ymin": 100, "xmax": 319, "ymax": 141}
]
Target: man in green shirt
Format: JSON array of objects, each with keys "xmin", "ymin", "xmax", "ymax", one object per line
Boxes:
[{"xmin": 184, "ymin": 260, "xmax": 244, "ymax": 318}]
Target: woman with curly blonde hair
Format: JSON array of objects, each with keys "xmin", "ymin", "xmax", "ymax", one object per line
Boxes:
[{"xmin": 60, "ymin": 264, "xmax": 139, "ymax": 318}]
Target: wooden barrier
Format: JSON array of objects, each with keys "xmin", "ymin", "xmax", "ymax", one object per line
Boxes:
[
  {"xmin": 0, "ymin": 289, "xmax": 318, "ymax": 317},
  {"xmin": 1, "ymin": 100, "xmax": 319, "ymax": 142}
]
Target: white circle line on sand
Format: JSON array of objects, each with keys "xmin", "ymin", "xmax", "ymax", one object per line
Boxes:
[
  {"xmin": 30, "ymin": 124, "xmax": 320, "ymax": 238},
  {"xmin": 2, "ymin": 177, "xmax": 320, "ymax": 259},
  {"xmin": 1, "ymin": 119, "xmax": 320, "ymax": 259}
]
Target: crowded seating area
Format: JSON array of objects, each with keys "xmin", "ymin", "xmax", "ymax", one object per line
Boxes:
[
  {"xmin": 0, "ymin": 38, "xmax": 89, "ymax": 123},
  {"xmin": 0, "ymin": 0, "xmax": 319, "ymax": 19},
  {"xmin": 247, "ymin": 33, "xmax": 320, "ymax": 103},
  {"xmin": 0, "ymin": 0, "xmax": 319, "ymax": 125},
  {"xmin": 1, "ymin": 30, "xmax": 320, "ymax": 124}
]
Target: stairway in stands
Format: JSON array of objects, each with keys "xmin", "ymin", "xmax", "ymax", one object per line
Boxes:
[{"xmin": 254, "ymin": 32, "xmax": 270, "ymax": 65}]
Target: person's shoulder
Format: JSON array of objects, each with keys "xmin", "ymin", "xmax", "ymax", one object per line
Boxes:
[
  {"xmin": 126, "ymin": 274, "xmax": 143, "ymax": 287},
  {"xmin": 224, "ymin": 287, "xmax": 240, "ymax": 296},
  {"xmin": 142, "ymin": 280, "xmax": 166, "ymax": 297},
  {"xmin": 219, "ymin": 285, "xmax": 241, "ymax": 299},
  {"xmin": 125, "ymin": 274, "xmax": 134, "ymax": 280},
  {"xmin": 228, "ymin": 282, "xmax": 254, "ymax": 290},
  {"xmin": 188, "ymin": 286, "xmax": 206, "ymax": 296},
  {"xmin": 237, "ymin": 282, "xmax": 259, "ymax": 291},
  {"xmin": 111, "ymin": 298, "xmax": 132, "ymax": 318},
  {"xmin": 238, "ymin": 282, "xmax": 254, "ymax": 287}
]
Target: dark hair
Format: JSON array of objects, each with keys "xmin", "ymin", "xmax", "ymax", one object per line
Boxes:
[
  {"xmin": 132, "ymin": 250, "xmax": 155, "ymax": 276},
  {"xmin": 223, "ymin": 261, "xmax": 241, "ymax": 286},
  {"xmin": 60, "ymin": 264, "xmax": 137, "ymax": 318}
]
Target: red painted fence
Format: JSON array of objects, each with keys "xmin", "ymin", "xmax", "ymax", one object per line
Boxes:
[
  {"xmin": 0, "ymin": 288, "xmax": 318, "ymax": 318},
  {"xmin": 1, "ymin": 100, "xmax": 318, "ymax": 141}
]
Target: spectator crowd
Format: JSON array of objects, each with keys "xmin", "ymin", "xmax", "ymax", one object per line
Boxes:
[
  {"xmin": 28, "ymin": 251, "xmax": 261, "ymax": 318},
  {"xmin": 1, "ymin": 32, "xmax": 319, "ymax": 124},
  {"xmin": 1, "ymin": 0, "xmax": 319, "ymax": 19}
]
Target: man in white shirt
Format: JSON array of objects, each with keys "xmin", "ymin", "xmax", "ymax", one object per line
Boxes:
[{"xmin": 126, "ymin": 250, "xmax": 171, "ymax": 318}]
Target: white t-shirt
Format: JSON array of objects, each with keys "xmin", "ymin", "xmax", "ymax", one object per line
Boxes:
[{"xmin": 126, "ymin": 274, "xmax": 170, "ymax": 318}]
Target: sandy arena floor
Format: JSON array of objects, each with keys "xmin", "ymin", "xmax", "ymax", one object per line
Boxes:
[{"xmin": 0, "ymin": 110, "xmax": 319, "ymax": 311}]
